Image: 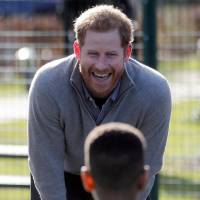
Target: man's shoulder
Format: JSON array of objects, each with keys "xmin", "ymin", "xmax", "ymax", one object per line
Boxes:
[
  {"xmin": 127, "ymin": 58, "xmax": 169, "ymax": 87},
  {"xmin": 30, "ymin": 54, "xmax": 77, "ymax": 92},
  {"xmin": 34, "ymin": 54, "xmax": 76, "ymax": 80},
  {"xmin": 128, "ymin": 58, "xmax": 164, "ymax": 79},
  {"xmin": 37, "ymin": 54, "xmax": 76, "ymax": 76},
  {"xmin": 126, "ymin": 58, "xmax": 171, "ymax": 100}
]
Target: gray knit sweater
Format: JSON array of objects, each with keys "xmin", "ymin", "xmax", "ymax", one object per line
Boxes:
[{"xmin": 28, "ymin": 54, "xmax": 171, "ymax": 200}]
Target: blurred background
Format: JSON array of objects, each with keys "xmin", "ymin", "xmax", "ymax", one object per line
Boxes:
[{"xmin": 0, "ymin": 0, "xmax": 199, "ymax": 200}]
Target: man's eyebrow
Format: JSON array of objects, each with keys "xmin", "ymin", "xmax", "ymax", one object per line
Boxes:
[
  {"xmin": 107, "ymin": 51, "xmax": 118, "ymax": 53},
  {"xmin": 87, "ymin": 49, "xmax": 97, "ymax": 52}
]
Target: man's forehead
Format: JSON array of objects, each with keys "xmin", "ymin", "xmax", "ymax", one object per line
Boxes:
[{"xmin": 82, "ymin": 29, "xmax": 122, "ymax": 49}]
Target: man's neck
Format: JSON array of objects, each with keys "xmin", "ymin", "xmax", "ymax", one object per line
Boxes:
[{"xmin": 93, "ymin": 97, "xmax": 107, "ymax": 109}]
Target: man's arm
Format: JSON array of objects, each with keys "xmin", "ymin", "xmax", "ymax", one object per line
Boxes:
[
  {"xmin": 28, "ymin": 72, "xmax": 66, "ymax": 200},
  {"xmin": 138, "ymin": 78, "xmax": 172, "ymax": 200}
]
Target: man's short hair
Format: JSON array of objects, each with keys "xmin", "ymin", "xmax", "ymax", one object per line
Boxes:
[
  {"xmin": 84, "ymin": 122, "xmax": 146, "ymax": 191},
  {"xmin": 74, "ymin": 5, "xmax": 134, "ymax": 47}
]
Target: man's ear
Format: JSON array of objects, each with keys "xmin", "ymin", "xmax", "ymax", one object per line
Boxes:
[
  {"xmin": 137, "ymin": 165, "xmax": 149, "ymax": 191},
  {"xmin": 73, "ymin": 40, "xmax": 81, "ymax": 61},
  {"xmin": 80, "ymin": 166, "xmax": 95, "ymax": 192},
  {"xmin": 124, "ymin": 43, "xmax": 132, "ymax": 62}
]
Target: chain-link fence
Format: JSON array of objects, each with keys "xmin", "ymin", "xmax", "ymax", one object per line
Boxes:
[
  {"xmin": 0, "ymin": 1, "xmax": 64, "ymax": 199},
  {"xmin": 157, "ymin": 1, "xmax": 200, "ymax": 200},
  {"xmin": 0, "ymin": 0, "xmax": 200, "ymax": 200}
]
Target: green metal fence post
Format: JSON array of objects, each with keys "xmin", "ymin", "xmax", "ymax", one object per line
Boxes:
[
  {"xmin": 142, "ymin": 0, "xmax": 157, "ymax": 69},
  {"xmin": 142, "ymin": 0, "xmax": 159, "ymax": 200}
]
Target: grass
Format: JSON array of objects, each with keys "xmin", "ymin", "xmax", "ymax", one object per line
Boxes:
[
  {"xmin": 0, "ymin": 118, "xmax": 29, "ymax": 199},
  {"xmin": 0, "ymin": 84, "xmax": 26, "ymax": 97},
  {"xmin": 166, "ymin": 100, "xmax": 200, "ymax": 157},
  {"xmin": 0, "ymin": 117, "xmax": 29, "ymax": 200},
  {"xmin": 0, "ymin": 158, "xmax": 29, "ymax": 175},
  {"xmin": 160, "ymin": 191, "xmax": 200, "ymax": 200},
  {"xmin": 159, "ymin": 100, "xmax": 200, "ymax": 200},
  {"xmin": 0, "ymin": 119, "xmax": 27, "ymax": 145},
  {"xmin": 0, "ymin": 188, "xmax": 29, "ymax": 200},
  {"xmin": 158, "ymin": 56, "xmax": 200, "ymax": 72}
]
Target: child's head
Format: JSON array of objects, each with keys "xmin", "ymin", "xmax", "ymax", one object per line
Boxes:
[{"xmin": 81, "ymin": 122, "xmax": 149, "ymax": 200}]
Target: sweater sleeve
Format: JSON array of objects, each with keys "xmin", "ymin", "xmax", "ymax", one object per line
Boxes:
[
  {"xmin": 138, "ymin": 79, "xmax": 172, "ymax": 200},
  {"xmin": 28, "ymin": 72, "xmax": 66, "ymax": 200}
]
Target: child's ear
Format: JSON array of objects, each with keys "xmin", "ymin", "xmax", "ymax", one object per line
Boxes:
[
  {"xmin": 80, "ymin": 166, "xmax": 95, "ymax": 192},
  {"xmin": 73, "ymin": 40, "xmax": 81, "ymax": 61},
  {"xmin": 137, "ymin": 165, "xmax": 149, "ymax": 190}
]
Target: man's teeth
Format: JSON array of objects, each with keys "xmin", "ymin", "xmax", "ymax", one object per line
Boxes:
[{"xmin": 93, "ymin": 72, "xmax": 110, "ymax": 78}]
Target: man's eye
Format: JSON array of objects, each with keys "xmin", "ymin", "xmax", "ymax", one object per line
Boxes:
[
  {"xmin": 107, "ymin": 53, "xmax": 117, "ymax": 57},
  {"xmin": 88, "ymin": 52, "xmax": 98, "ymax": 56}
]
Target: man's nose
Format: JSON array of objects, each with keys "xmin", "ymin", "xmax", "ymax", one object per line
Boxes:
[{"xmin": 95, "ymin": 56, "xmax": 108, "ymax": 71}]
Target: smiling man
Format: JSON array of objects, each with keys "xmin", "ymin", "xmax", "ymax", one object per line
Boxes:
[
  {"xmin": 28, "ymin": 5, "xmax": 171, "ymax": 200},
  {"xmin": 74, "ymin": 29, "xmax": 130, "ymax": 104}
]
